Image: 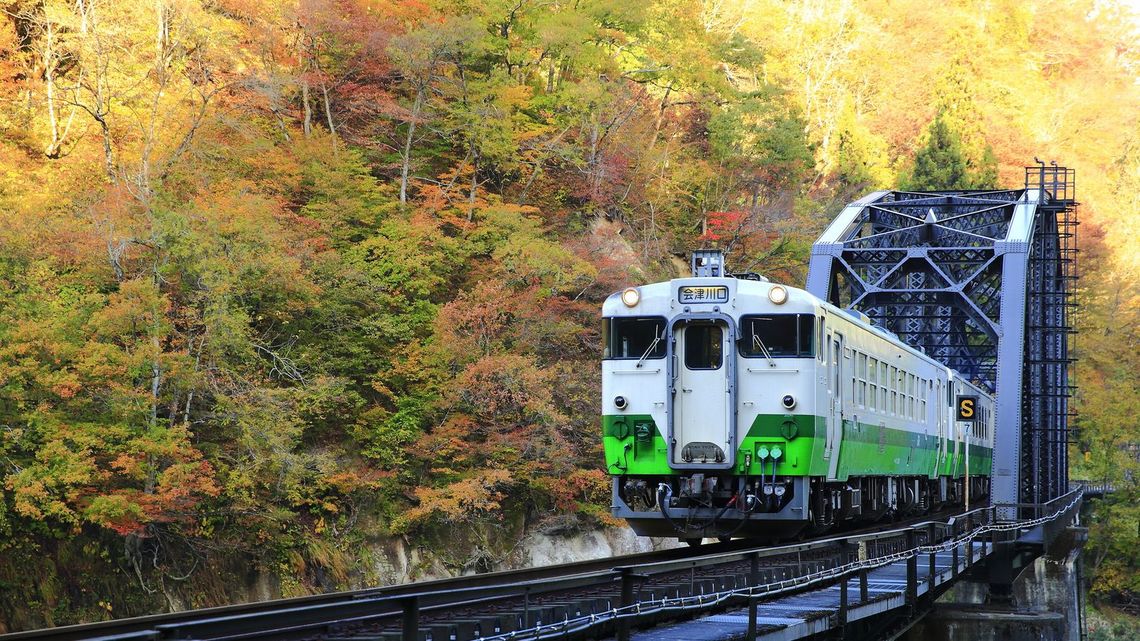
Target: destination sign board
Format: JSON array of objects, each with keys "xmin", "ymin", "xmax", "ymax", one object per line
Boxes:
[{"xmin": 678, "ymin": 285, "xmax": 729, "ymax": 304}]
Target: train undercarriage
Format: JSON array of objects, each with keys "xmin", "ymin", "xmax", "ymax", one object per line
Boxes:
[{"xmin": 612, "ymin": 473, "xmax": 991, "ymax": 543}]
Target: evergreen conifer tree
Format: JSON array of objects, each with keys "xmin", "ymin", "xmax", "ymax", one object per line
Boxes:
[{"xmin": 903, "ymin": 113, "xmax": 970, "ymax": 190}]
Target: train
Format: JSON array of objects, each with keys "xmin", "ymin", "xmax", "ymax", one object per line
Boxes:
[{"xmin": 601, "ymin": 251, "xmax": 994, "ymax": 543}]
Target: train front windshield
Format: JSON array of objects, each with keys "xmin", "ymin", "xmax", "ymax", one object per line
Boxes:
[
  {"xmin": 739, "ymin": 314, "xmax": 815, "ymax": 357},
  {"xmin": 603, "ymin": 317, "xmax": 667, "ymax": 359}
]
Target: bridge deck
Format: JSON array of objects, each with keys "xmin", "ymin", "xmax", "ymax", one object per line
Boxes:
[{"xmin": 631, "ymin": 541, "xmax": 991, "ymax": 641}]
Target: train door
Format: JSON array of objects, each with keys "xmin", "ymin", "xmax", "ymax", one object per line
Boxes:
[
  {"xmin": 943, "ymin": 382, "xmax": 953, "ymax": 473},
  {"xmin": 951, "ymin": 383, "xmax": 961, "ymax": 474},
  {"xmin": 936, "ymin": 379, "xmax": 945, "ymax": 475},
  {"xmin": 825, "ymin": 333, "xmax": 845, "ymax": 480},
  {"xmin": 672, "ymin": 320, "xmax": 733, "ymax": 467}
]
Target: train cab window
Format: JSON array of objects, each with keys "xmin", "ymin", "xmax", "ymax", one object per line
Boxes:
[
  {"xmin": 685, "ymin": 324, "xmax": 723, "ymax": 370},
  {"xmin": 603, "ymin": 317, "xmax": 666, "ymax": 360},
  {"xmin": 739, "ymin": 314, "xmax": 815, "ymax": 358}
]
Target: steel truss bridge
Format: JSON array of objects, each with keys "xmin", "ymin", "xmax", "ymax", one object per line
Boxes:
[
  {"xmin": 1, "ymin": 166, "xmax": 1087, "ymax": 641},
  {"xmin": 807, "ymin": 164, "xmax": 1078, "ymax": 512}
]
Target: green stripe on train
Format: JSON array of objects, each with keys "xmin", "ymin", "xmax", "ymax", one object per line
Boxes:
[{"xmin": 602, "ymin": 413, "xmax": 992, "ymax": 480}]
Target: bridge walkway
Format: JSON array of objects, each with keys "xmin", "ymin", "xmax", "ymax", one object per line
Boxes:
[{"xmin": 631, "ymin": 541, "xmax": 991, "ymax": 641}]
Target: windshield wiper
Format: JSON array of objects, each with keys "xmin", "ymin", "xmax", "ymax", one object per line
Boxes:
[
  {"xmin": 752, "ymin": 334, "xmax": 776, "ymax": 368},
  {"xmin": 636, "ymin": 334, "xmax": 664, "ymax": 368}
]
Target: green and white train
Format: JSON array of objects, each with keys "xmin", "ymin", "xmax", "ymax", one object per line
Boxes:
[{"xmin": 602, "ymin": 252, "xmax": 993, "ymax": 543}]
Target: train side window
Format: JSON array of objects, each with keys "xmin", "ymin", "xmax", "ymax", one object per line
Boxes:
[
  {"xmin": 920, "ymin": 381, "xmax": 927, "ymax": 418},
  {"xmin": 604, "ymin": 317, "xmax": 667, "ymax": 360},
  {"xmin": 908, "ymin": 375, "xmax": 915, "ymax": 419},
  {"xmin": 868, "ymin": 358, "xmax": 878, "ymax": 411},
  {"xmin": 684, "ymin": 324, "xmax": 723, "ymax": 370},
  {"xmin": 857, "ymin": 353, "xmax": 867, "ymax": 407}
]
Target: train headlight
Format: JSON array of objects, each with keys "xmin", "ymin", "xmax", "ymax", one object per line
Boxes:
[
  {"xmin": 614, "ymin": 395, "xmax": 628, "ymax": 410},
  {"xmin": 781, "ymin": 394, "xmax": 796, "ymax": 410},
  {"xmin": 621, "ymin": 288, "xmax": 640, "ymax": 307},
  {"xmin": 768, "ymin": 285, "xmax": 788, "ymax": 305}
]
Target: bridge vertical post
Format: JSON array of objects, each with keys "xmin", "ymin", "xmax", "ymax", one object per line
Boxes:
[
  {"xmin": 839, "ymin": 575, "xmax": 848, "ymax": 628},
  {"xmin": 618, "ymin": 567, "xmax": 636, "ymax": 641},
  {"xmin": 906, "ymin": 529, "xmax": 917, "ymax": 605},
  {"xmin": 993, "ymin": 191, "xmax": 1042, "ymax": 518},
  {"xmin": 966, "ymin": 514, "xmax": 974, "ymax": 568},
  {"xmin": 747, "ymin": 553, "xmax": 759, "ymax": 640},
  {"xmin": 952, "ymin": 534, "xmax": 959, "ymax": 579},
  {"xmin": 928, "ymin": 523, "xmax": 937, "ymax": 595},
  {"xmin": 401, "ymin": 596, "xmax": 419, "ymax": 641}
]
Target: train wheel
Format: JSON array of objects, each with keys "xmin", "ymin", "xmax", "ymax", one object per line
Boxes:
[
  {"xmin": 683, "ymin": 538, "xmax": 703, "ymax": 547},
  {"xmin": 717, "ymin": 535, "xmax": 732, "ymax": 543}
]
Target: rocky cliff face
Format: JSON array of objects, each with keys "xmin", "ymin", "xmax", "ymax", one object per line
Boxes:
[{"xmin": 1, "ymin": 524, "xmax": 673, "ymax": 633}]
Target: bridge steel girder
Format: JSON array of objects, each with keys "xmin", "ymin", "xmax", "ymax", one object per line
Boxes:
[{"xmin": 806, "ymin": 174, "xmax": 1076, "ymax": 517}]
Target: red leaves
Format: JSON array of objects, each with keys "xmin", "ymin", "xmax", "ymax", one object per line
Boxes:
[{"xmin": 701, "ymin": 210, "xmax": 747, "ymax": 242}]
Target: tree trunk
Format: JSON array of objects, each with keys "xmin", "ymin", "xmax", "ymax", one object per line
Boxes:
[
  {"xmin": 320, "ymin": 79, "xmax": 336, "ymax": 140},
  {"xmin": 76, "ymin": 0, "xmax": 88, "ymax": 34},
  {"xmin": 272, "ymin": 107, "xmax": 291, "ymax": 141},
  {"xmin": 467, "ymin": 148, "xmax": 479, "ymax": 221},
  {"xmin": 99, "ymin": 116, "xmax": 114, "ymax": 180},
  {"xmin": 399, "ymin": 86, "xmax": 424, "ymax": 205},
  {"xmin": 43, "ymin": 23, "xmax": 60, "ymax": 158},
  {"xmin": 647, "ymin": 83, "xmax": 673, "ymax": 151},
  {"xmin": 155, "ymin": 0, "xmax": 167, "ymax": 67},
  {"xmin": 301, "ymin": 79, "xmax": 312, "ymax": 137}
]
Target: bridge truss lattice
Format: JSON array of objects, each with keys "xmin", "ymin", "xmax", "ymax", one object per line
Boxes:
[{"xmin": 805, "ymin": 165, "xmax": 1077, "ymax": 512}]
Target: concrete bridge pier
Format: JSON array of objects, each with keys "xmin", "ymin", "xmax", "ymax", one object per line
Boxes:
[{"xmin": 905, "ymin": 528, "xmax": 1087, "ymax": 641}]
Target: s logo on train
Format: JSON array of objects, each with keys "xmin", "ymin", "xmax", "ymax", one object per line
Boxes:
[{"xmin": 602, "ymin": 251, "xmax": 994, "ymax": 544}]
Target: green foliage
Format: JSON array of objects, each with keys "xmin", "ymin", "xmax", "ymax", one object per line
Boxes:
[
  {"xmin": 1086, "ymin": 487, "xmax": 1140, "ymax": 602},
  {"xmin": 902, "ymin": 114, "xmax": 971, "ymax": 190},
  {"xmin": 901, "ymin": 112, "xmax": 999, "ymax": 191},
  {"xmin": 1086, "ymin": 606, "xmax": 1140, "ymax": 641}
]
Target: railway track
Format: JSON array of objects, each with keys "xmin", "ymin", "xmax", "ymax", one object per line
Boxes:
[{"xmin": 1, "ymin": 507, "xmax": 984, "ymax": 641}]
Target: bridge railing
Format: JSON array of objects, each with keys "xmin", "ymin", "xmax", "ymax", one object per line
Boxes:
[{"xmin": 1069, "ymin": 479, "xmax": 1115, "ymax": 497}]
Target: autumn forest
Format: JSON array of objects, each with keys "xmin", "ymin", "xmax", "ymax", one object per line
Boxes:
[{"xmin": 0, "ymin": 0, "xmax": 1137, "ymax": 631}]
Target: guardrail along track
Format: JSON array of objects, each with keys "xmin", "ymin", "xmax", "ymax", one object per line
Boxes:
[{"xmin": 2, "ymin": 491, "xmax": 1085, "ymax": 641}]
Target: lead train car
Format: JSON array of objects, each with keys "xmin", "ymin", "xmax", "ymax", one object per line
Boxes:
[{"xmin": 601, "ymin": 261, "xmax": 994, "ymax": 542}]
